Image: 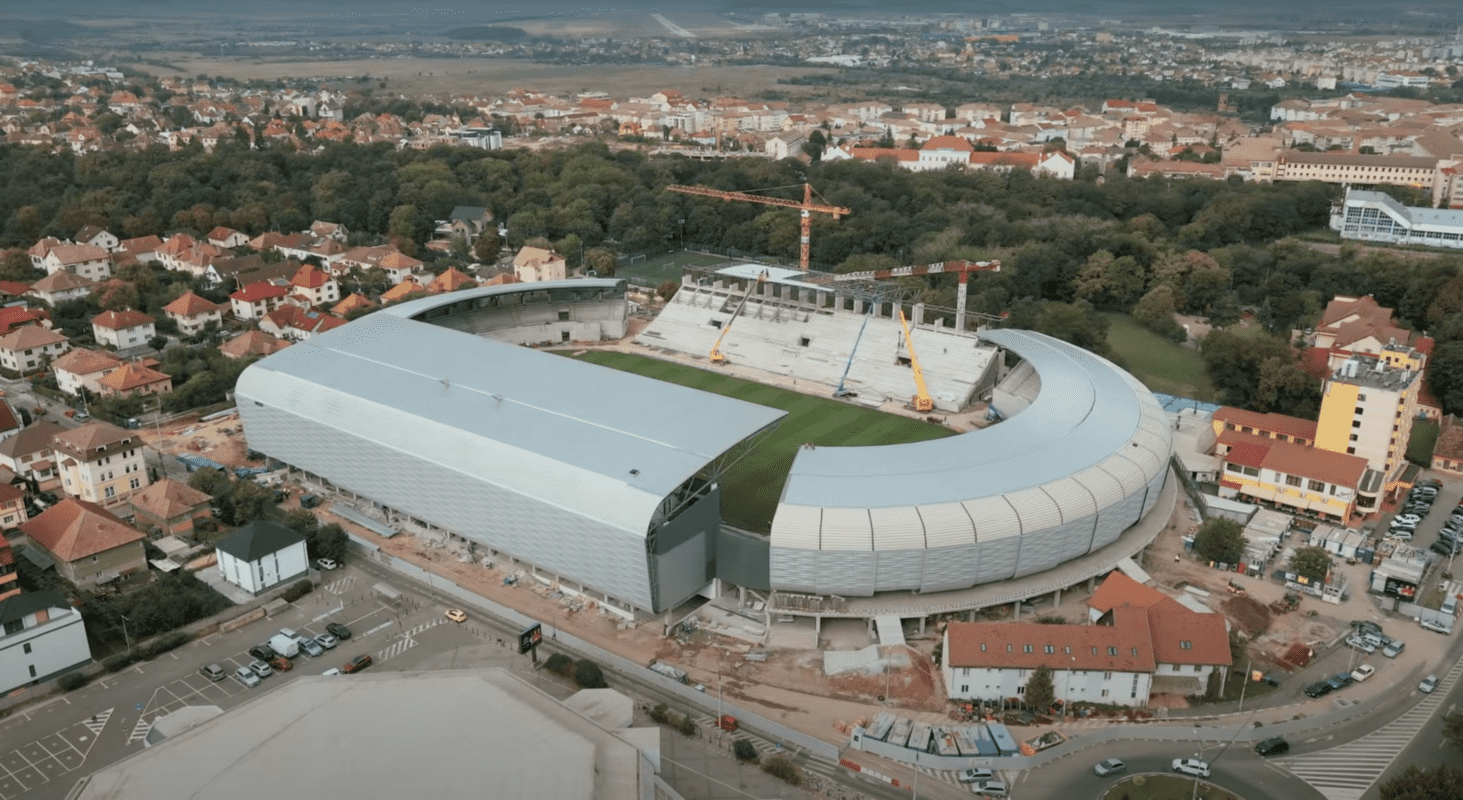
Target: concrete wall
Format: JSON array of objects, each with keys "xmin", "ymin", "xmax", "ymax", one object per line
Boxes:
[{"xmin": 0, "ymin": 605, "xmax": 91, "ymax": 694}]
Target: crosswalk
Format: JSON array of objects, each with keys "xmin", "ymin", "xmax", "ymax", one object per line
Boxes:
[
  {"xmin": 324, "ymin": 575, "xmax": 358, "ymax": 595},
  {"xmin": 1274, "ymin": 653, "xmax": 1463, "ymax": 800},
  {"xmin": 376, "ymin": 619, "xmax": 443, "ymax": 662},
  {"xmin": 82, "ymin": 708, "xmax": 113, "ymax": 737},
  {"xmin": 126, "ymin": 716, "xmax": 152, "ymax": 745}
]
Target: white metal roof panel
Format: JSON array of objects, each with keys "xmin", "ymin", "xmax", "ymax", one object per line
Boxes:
[
  {"xmin": 1041, "ymin": 477, "xmax": 1097, "ymax": 520},
  {"xmin": 238, "ymin": 308, "xmax": 786, "ymax": 534},
  {"xmin": 870, "ymin": 506, "xmax": 927, "ymax": 550},
  {"xmin": 917, "ymin": 504, "xmax": 976, "ymax": 547},
  {"xmin": 963, "ymin": 496, "xmax": 1021, "ymax": 541},
  {"xmin": 1003, "ymin": 486, "xmax": 1064, "ymax": 531},
  {"xmin": 1069, "ymin": 465, "xmax": 1127, "ymax": 508},
  {"xmin": 1096, "ymin": 452, "xmax": 1149, "ymax": 494},
  {"xmin": 820, "ymin": 507, "xmax": 874, "ymax": 550},
  {"xmin": 778, "ymin": 329, "xmax": 1164, "ymax": 508},
  {"xmin": 770, "ymin": 505, "xmax": 823, "ymax": 549}
]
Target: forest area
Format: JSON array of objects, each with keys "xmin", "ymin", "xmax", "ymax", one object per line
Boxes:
[{"xmin": 3, "ymin": 138, "xmax": 1463, "ymax": 422}]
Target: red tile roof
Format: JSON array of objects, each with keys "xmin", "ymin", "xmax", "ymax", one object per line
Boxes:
[
  {"xmin": 91, "ymin": 309, "xmax": 154, "ymax": 330},
  {"xmin": 1213, "ymin": 406, "xmax": 1318, "ymax": 442},
  {"xmin": 0, "ymin": 307, "xmax": 51, "ymax": 336},
  {"xmin": 219, "ymin": 330, "xmax": 290, "ymax": 359},
  {"xmin": 1219, "ymin": 430, "xmax": 1368, "ymax": 488},
  {"xmin": 162, "ymin": 291, "xmax": 222, "ymax": 317},
  {"xmin": 21, "ymin": 499, "xmax": 143, "ymax": 562},
  {"xmin": 230, "ymin": 281, "xmax": 289, "ymax": 303},
  {"xmin": 946, "ymin": 604, "xmax": 1157, "ymax": 672},
  {"xmin": 53, "ymin": 348, "xmax": 121, "ymax": 376},
  {"xmin": 1435, "ymin": 415, "xmax": 1463, "ymax": 462},
  {"xmin": 129, "ymin": 478, "xmax": 211, "ymax": 521},
  {"xmin": 1087, "ymin": 572, "xmax": 1168, "ymax": 614},
  {"xmin": 290, "ymin": 264, "xmax": 331, "ymax": 289},
  {"xmin": 96, "ymin": 362, "xmax": 171, "ymax": 392},
  {"xmin": 1146, "ymin": 597, "xmax": 1232, "ymax": 666}
]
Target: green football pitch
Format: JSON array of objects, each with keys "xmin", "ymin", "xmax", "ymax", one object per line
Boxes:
[{"xmin": 564, "ymin": 350, "xmax": 954, "ymax": 533}]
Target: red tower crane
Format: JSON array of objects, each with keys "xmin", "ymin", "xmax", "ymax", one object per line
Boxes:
[{"xmin": 665, "ymin": 183, "xmax": 850, "ymax": 271}]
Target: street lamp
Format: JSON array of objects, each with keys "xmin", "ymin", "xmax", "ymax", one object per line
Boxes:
[
  {"xmin": 678, "ymin": 218, "xmax": 685, "ymax": 251},
  {"xmin": 120, "ymin": 614, "xmax": 132, "ymax": 655}
]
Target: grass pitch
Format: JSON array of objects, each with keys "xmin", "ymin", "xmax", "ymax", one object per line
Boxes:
[
  {"xmin": 616, "ymin": 250, "xmax": 737, "ymax": 287},
  {"xmin": 1103, "ymin": 313, "xmax": 1217, "ymax": 401},
  {"xmin": 566, "ymin": 350, "xmax": 954, "ymax": 533}
]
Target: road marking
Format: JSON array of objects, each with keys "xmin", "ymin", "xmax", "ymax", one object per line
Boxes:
[
  {"xmin": 364, "ymin": 621, "xmax": 393, "ymax": 637},
  {"xmin": 82, "ymin": 709, "xmax": 113, "ymax": 737},
  {"xmin": 126, "ymin": 717, "xmax": 152, "ymax": 745}
]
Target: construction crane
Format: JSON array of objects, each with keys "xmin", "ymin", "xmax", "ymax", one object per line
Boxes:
[
  {"xmin": 833, "ymin": 305, "xmax": 875, "ymax": 398},
  {"xmin": 897, "ymin": 307, "xmax": 934, "ymax": 412},
  {"xmin": 665, "ymin": 183, "xmax": 850, "ymax": 271},
  {"xmin": 807, "ymin": 259, "xmax": 1001, "ymax": 332},
  {"xmin": 708, "ymin": 271, "xmax": 768, "ymax": 365}
]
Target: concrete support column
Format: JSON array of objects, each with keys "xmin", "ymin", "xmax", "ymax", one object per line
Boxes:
[
  {"xmin": 1053, "ymin": 587, "xmax": 1062, "ymax": 606},
  {"xmin": 1088, "ymin": 576, "xmax": 1096, "ymax": 592},
  {"xmin": 918, "ymin": 616, "xmax": 925, "ymax": 635},
  {"xmin": 956, "ymin": 277, "xmax": 968, "ymax": 332},
  {"xmin": 814, "ymin": 615, "xmax": 822, "ymax": 642},
  {"xmin": 913, "ymin": 303, "xmax": 925, "ymax": 327},
  {"xmin": 1013, "ymin": 601, "xmax": 1020, "ymax": 620},
  {"xmin": 868, "ymin": 618, "xmax": 876, "ymax": 639},
  {"xmin": 853, "ymin": 298, "xmax": 864, "ymax": 315}
]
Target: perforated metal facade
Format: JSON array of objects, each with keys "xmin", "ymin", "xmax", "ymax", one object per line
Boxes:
[{"xmin": 768, "ymin": 330, "xmax": 1173, "ymax": 596}]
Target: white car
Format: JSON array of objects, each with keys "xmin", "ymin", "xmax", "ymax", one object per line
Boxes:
[
  {"xmin": 314, "ymin": 633, "xmax": 338, "ymax": 650},
  {"xmin": 1420, "ymin": 674, "xmax": 1439, "ymax": 693},
  {"xmin": 321, "ymin": 668, "xmax": 342, "ymax": 676},
  {"xmin": 316, "ymin": 558, "xmax": 339, "ymax": 570},
  {"xmin": 1172, "ymin": 758, "xmax": 1211, "ymax": 778},
  {"xmin": 298, "ymin": 637, "xmax": 324, "ymax": 658},
  {"xmin": 971, "ymin": 780, "xmax": 1008, "ymax": 797},
  {"xmin": 958, "ymin": 768, "xmax": 995, "ymax": 783},
  {"xmin": 1393, "ymin": 514, "xmax": 1422, "ymax": 525},
  {"xmin": 1350, "ymin": 664, "xmax": 1376, "ymax": 682},
  {"xmin": 235, "ymin": 666, "xmax": 261, "ymax": 687}
]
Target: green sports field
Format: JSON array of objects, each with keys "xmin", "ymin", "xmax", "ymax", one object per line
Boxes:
[{"xmin": 564, "ymin": 350, "xmax": 954, "ymax": 533}]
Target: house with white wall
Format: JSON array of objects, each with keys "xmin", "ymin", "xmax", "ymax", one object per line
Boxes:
[
  {"xmin": 215, "ymin": 520, "xmax": 308, "ymax": 596},
  {"xmin": 0, "ymin": 591, "xmax": 92, "ymax": 693}
]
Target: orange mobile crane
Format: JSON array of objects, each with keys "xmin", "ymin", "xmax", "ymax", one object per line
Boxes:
[
  {"xmin": 665, "ymin": 183, "xmax": 850, "ymax": 271},
  {"xmin": 897, "ymin": 306, "xmax": 934, "ymax": 412}
]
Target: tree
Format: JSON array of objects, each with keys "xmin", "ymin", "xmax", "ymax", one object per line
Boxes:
[
  {"xmin": 472, "ymin": 229, "xmax": 501, "ymax": 263},
  {"xmin": 1445, "ymin": 710, "xmax": 1463, "ymax": 752},
  {"xmin": 229, "ymin": 480, "xmax": 274, "ymax": 525},
  {"xmin": 584, "ymin": 247, "xmax": 616, "ymax": 277},
  {"xmin": 1193, "ymin": 518, "xmax": 1247, "ymax": 564},
  {"xmin": 1379, "ymin": 764, "xmax": 1463, "ymax": 800},
  {"xmin": 1289, "ymin": 547, "xmax": 1331, "ymax": 582},
  {"xmin": 655, "ymin": 280, "xmax": 679, "ymax": 302},
  {"xmin": 315, "ymin": 523, "xmax": 348, "ymax": 562},
  {"xmin": 1024, "ymin": 664, "xmax": 1056, "ymax": 713},
  {"xmin": 187, "ymin": 468, "xmax": 232, "ymax": 500},
  {"xmin": 283, "ymin": 508, "xmax": 319, "ymax": 538},
  {"xmin": 733, "ymin": 739, "xmax": 759, "ymax": 762},
  {"xmin": 96, "ymin": 280, "xmax": 142, "ymax": 313},
  {"xmin": 1132, "ymin": 284, "xmax": 1186, "ymax": 341},
  {"xmin": 574, "ymin": 659, "xmax": 608, "ymax": 688},
  {"xmin": 760, "ymin": 755, "xmax": 802, "ymax": 786}
]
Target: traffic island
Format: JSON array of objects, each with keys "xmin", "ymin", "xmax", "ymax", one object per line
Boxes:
[{"xmin": 1102, "ymin": 774, "xmax": 1242, "ymax": 800}]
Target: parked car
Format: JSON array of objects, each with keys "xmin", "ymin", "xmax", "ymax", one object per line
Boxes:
[
  {"xmin": 315, "ymin": 633, "xmax": 338, "ymax": 650},
  {"xmin": 1383, "ymin": 639, "xmax": 1405, "ymax": 658},
  {"xmin": 971, "ymin": 780, "xmax": 1008, "ymax": 797},
  {"xmin": 249, "ymin": 660, "xmax": 273, "ymax": 678},
  {"xmin": 299, "ymin": 637, "xmax": 324, "ymax": 658},
  {"xmin": 1420, "ymin": 674, "xmax": 1439, "ymax": 693},
  {"xmin": 1350, "ymin": 664, "xmax": 1376, "ymax": 682},
  {"xmin": 199, "ymin": 664, "xmax": 226, "ymax": 682},
  {"xmin": 248, "ymin": 644, "xmax": 277, "ymax": 662},
  {"xmin": 1352, "ymin": 620, "xmax": 1384, "ymax": 637},
  {"xmin": 1255, "ymin": 737, "xmax": 1290, "ymax": 756},
  {"xmin": 958, "ymin": 768, "xmax": 995, "ymax": 783},
  {"xmin": 1092, "ymin": 759, "xmax": 1127, "ymax": 777},
  {"xmin": 1327, "ymin": 672, "xmax": 1354, "ymax": 691},
  {"xmin": 1432, "ymin": 540, "xmax": 1460, "ymax": 557},
  {"xmin": 269, "ymin": 656, "xmax": 293, "ymax": 673},
  {"xmin": 316, "ymin": 558, "xmax": 339, "ymax": 571},
  {"xmin": 1172, "ymin": 759, "xmax": 1211, "ymax": 778},
  {"xmin": 1421, "ymin": 618, "xmax": 1454, "ymax": 634},
  {"xmin": 1345, "ymin": 635, "xmax": 1376, "ymax": 653},
  {"xmin": 342, "ymin": 654, "xmax": 373, "ymax": 674},
  {"xmin": 444, "ymin": 608, "xmax": 468, "ymax": 623},
  {"xmin": 321, "ymin": 668, "xmax": 341, "ymax": 676},
  {"xmin": 326, "ymin": 622, "xmax": 352, "ymax": 640},
  {"xmin": 1304, "ymin": 680, "xmax": 1333, "ymax": 698},
  {"xmin": 235, "ymin": 667, "xmax": 261, "ymax": 687},
  {"xmin": 1394, "ymin": 513, "xmax": 1423, "ymax": 525}
]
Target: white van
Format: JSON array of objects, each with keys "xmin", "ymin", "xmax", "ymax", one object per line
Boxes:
[{"xmin": 1442, "ymin": 596, "xmax": 1459, "ymax": 617}]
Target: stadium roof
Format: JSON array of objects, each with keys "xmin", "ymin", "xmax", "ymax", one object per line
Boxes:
[
  {"xmin": 239, "ymin": 285, "xmax": 785, "ymax": 533},
  {"xmin": 778, "ymin": 328, "xmax": 1170, "ymax": 508},
  {"xmin": 73, "ymin": 670, "xmax": 648, "ymax": 800}
]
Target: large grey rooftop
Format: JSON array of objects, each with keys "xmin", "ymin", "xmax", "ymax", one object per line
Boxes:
[
  {"xmin": 237, "ymin": 308, "xmax": 785, "ymax": 509},
  {"xmin": 778, "ymin": 329, "xmax": 1165, "ymax": 508}
]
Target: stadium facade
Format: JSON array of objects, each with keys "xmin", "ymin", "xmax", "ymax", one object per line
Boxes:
[{"xmin": 238, "ymin": 275, "xmax": 1174, "ymax": 618}]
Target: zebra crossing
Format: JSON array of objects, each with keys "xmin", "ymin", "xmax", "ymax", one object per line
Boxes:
[
  {"xmin": 376, "ymin": 619, "xmax": 444, "ymax": 662},
  {"xmin": 82, "ymin": 708, "xmax": 113, "ymax": 737},
  {"xmin": 918, "ymin": 764, "xmax": 1015, "ymax": 789},
  {"xmin": 324, "ymin": 575, "xmax": 358, "ymax": 595},
  {"xmin": 125, "ymin": 716, "xmax": 153, "ymax": 745},
  {"xmin": 1274, "ymin": 653, "xmax": 1463, "ymax": 800}
]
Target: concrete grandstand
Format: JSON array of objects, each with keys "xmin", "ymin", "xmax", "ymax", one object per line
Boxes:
[{"xmin": 236, "ymin": 274, "xmax": 1175, "ymax": 628}]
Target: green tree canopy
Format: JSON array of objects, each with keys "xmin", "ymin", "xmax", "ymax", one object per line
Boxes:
[
  {"xmin": 1289, "ymin": 547, "xmax": 1331, "ymax": 582},
  {"xmin": 1193, "ymin": 518, "xmax": 1246, "ymax": 564},
  {"xmin": 1379, "ymin": 764, "xmax": 1463, "ymax": 800},
  {"xmin": 1025, "ymin": 664, "xmax": 1056, "ymax": 713}
]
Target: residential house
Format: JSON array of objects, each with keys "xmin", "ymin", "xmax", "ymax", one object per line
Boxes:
[
  {"xmin": 378, "ymin": 251, "xmax": 424, "ymax": 285},
  {"xmin": 287, "ymin": 264, "xmax": 339, "ymax": 307},
  {"xmin": 0, "ymin": 540, "xmax": 17, "ymax": 601},
  {"xmin": 0, "ymin": 591, "xmax": 92, "ymax": 693},
  {"xmin": 218, "ymin": 330, "xmax": 290, "ymax": 360},
  {"xmin": 1214, "ymin": 423, "xmax": 1373, "ymax": 522},
  {"xmin": 215, "ymin": 520, "xmax": 308, "ymax": 595},
  {"xmin": 91, "ymin": 310, "xmax": 156, "ymax": 351},
  {"xmin": 331, "ymin": 293, "xmax": 375, "ymax": 317},
  {"xmin": 52, "ymin": 422, "xmax": 149, "ymax": 506},
  {"xmin": 27, "ymin": 271, "xmax": 94, "ymax": 306},
  {"xmin": 0, "ymin": 326, "xmax": 69, "ymax": 374},
  {"xmin": 95, "ymin": 362, "xmax": 172, "ymax": 399},
  {"xmin": 52, "ymin": 348, "xmax": 122, "ymax": 397},
  {"xmin": 942, "ymin": 592, "xmax": 1230, "ymax": 708},
  {"xmin": 513, "ymin": 247, "xmax": 568, "ymax": 283},
  {"xmin": 161, "ymin": 292, "xmax": 223, "ymax": 336},
  {"xmin": 0, "ymin": 483, "xmax": 26, "ymax": 533},
  {"xmin": 129, "ymin": 478, "xmax": 212, "ymax": 538},
  {"xmin": 766, "ymin": 131, "xmax": 807, "ymax": 161},
  {"xmin": 0, "ymin": 403, "xmax": 18, "ymax": 442},
  {"xmin": 427, "ymin": 267, "xmax": 474, "ymax": 294},
  {"xmin": 0, "ymin": 281, "xmax": 31, "ymax": 302},
  {"xmin": 309, "ymin": 221, "xmax": 349, "ymax": 242},
  {"xmin": 0, "ymin": 307, "xmax": 52, "ymax": 336},
  {"xmin": 229, "ymin": 282, "xmax": 289, "ymax": 320},
  {"xmin": 1432, "ymin": 415, "xmax": 1463, "ymax": 478},
  {"xmin": 204, "ymin": 255, "xmax": 295, "ymax": 290},
  {"xmin": 74, "ymin": 225, "xmax": 118, "ymax": 252},
  {"xmin": 432, "ymin": 206, "xmax": 493, "ymax": 243},
  {"xmin": 41, "ymin": 244, "xmax": 111, "ymax": 282},
  {"xmin": 258, "ymin": 306, "xmax": 346, "ymax": 341},
  {"xmin": 379, "ymin": 279, "xmax": 426, "ymax": 304},
  {"xmin": 21, "ymin": 499, "xmax": 146, "ymax": 589},
  {"xmin": 0, "ymin": 422, "xmax": 65, "ymax": 488},
  {"xmin": 1314, "ymin": 354, "xmax": 1420, "ymax": 487},
  {"xmin": 116, "ymin": 235, "xmax": 163, "ymax": 265},
  {"xmin": 205, "ymin": 226, "xmax": 249, "ymax": 249}
]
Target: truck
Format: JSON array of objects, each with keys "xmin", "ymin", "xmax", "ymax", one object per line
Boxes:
[
  {"xmin": 648, "ymin": 660, "xmax": 689, "ymax": 685},
  {"xmin": 268, "ymin": 633, "xmax": 300, "ymax": 659}
]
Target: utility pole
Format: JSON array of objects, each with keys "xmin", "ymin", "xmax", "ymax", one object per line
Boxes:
[
  {"xmin": 120, "ymin": 614, "xmax": 132, "ymax": 655},
  {"xmin": 1237, "ymin": 660, "xmax": 1253, "ymax": 712}
]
